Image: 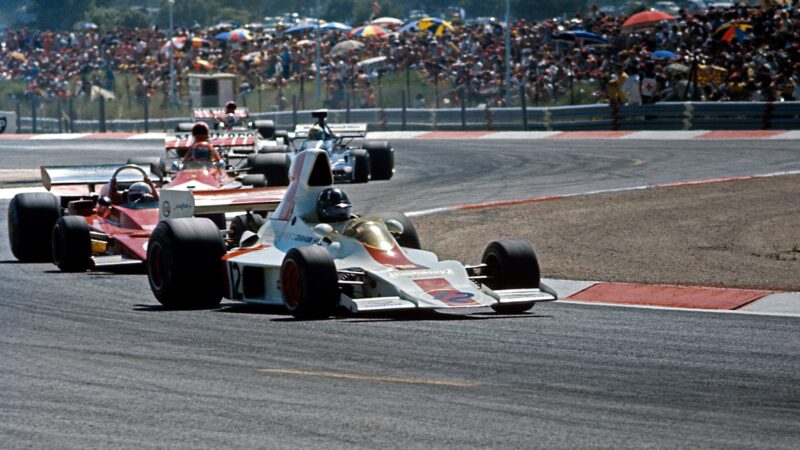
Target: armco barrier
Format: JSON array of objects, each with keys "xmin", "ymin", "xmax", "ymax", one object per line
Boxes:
[{"xmin": 10, "ymin": 101, "xmax": 800, "ymax": 133}]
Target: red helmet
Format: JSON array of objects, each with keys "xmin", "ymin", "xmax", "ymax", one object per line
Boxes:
[
  {"xmin": 191, "ymin": 122, "xmax": 209, "ymax": 140},
  {"xmin": 225, "ymin": 100, "xmax": 236, "ymax": 113}
]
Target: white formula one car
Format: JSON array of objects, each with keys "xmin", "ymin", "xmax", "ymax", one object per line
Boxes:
[{"xmin": 146, "ymin": 149, "xmax": 556, "ymax": 318}]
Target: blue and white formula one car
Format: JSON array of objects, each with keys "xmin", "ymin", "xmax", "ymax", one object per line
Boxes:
[
  {"xmin": 286, "ymin": 110, "xmax": 394, "ymax": 183},
  {"xmin": 146, "ymin": 149, "xmax": 555, "ymax": 318}
]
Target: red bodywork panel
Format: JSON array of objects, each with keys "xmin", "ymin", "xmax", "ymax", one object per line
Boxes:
[
  {"xmin": 85, "ymin": 204, "xmax": 159, "ymax": 261},
  {"xmin": 166, "ymin": 165, "xmax": 236, "ymax": 190}
]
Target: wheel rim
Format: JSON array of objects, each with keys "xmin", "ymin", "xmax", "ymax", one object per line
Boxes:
[
  {"xmin": 281, "ymin": 260, "xmax": 301, "ymax": 309},
  {"xmin": 149, "ymin": 243, "xmax": 165, "ymax": 291}
]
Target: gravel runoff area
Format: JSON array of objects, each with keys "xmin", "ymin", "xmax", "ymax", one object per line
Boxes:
[{"xmin": 413, "ymin": 174, "xmax": 800, "ymax": 292}]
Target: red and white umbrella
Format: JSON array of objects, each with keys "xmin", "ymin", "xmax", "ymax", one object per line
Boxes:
[
  {"xmin": 622, "ymin": 10, "xmax": 676, "ymax": 31},
  {"xmin": 371, "ymin": 17, "xmax": 404, "ymax": 28}
]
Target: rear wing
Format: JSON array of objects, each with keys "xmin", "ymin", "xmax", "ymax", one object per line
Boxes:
[
  {"xmin": 193, "ymin": 107, "xmax": 250, "ymax": 120},
  {"xmin": 165, "ymin": 130, "xmax": 257, "ymax": 151},
  {"xmin": 294, "ymin": 123, "xmax": 368, "ymax": 139},
  {"xmin": 158, "ymin": 187, "xmax": 287, "ymax": 221},
  {"xmin": 41, "ymin": 164, "xmax": 159, "ymax": 192}
]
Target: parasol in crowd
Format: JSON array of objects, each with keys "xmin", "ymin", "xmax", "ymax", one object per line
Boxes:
[
  {"xmin": 399, "ymin": 18, "xmax": 454, "ymax": 35},
  {"xmin": 10, "ymin": 51, "xmax": 26, "ymax": 62},
  {"xmin": 216, "ymin": 28, "xmax": 254, "ymax": 42},
  {"xmin": 284, "ymin": 23, "xmax": 318, "ymax": 34},
  {"xmin": 621, "ymin": 10, "xmax": 676, "ymax": 31},
  {"xmin": 192, "ymin": 59, "xmax": 214, "ymax": 70},
  {"xmin": 191, "ymin": 36, "xmax": 210, "ymax": 47},
  {"xmin": 296, "ymin": 39, "xmax": 315, "ymax": 47},
  {"xmin": 356, "ymin": 55, "xmax": 387, "ymax": 68},
  {"xmin": 665, "ymin": 63, "xmax": 689, "ymax": 74},
  {"xmin": 371, "ymin": 17, "xmax": 404, "ymax": 28},
  {"xmin": 160, "ymin": 36, "xmax": 187, "ymax": 54},
  {"xmin": 349, "ymin": 25, "xmax": 389, "ymax": 38},
  {"xmin": 714, "ymin": 21, "xmax": 753, "ymax": 43},
  {"xmin": 321, "ymin": 22, "xmax": 352, "ymax": 32},
  {"xmin": 329, "ymin": 39, "xmax": 364, "ymax": 57},
  {"xmin": 80, "ymin": 22, "xmax": 98, "ymax": 30},
  {"xmin": 651, "ymin": 49, "xmax": 677, "ymax": 60},
  {"xmin": 551, "ymin": 30, "xmax": 608, "ymax": 45},
  {"xmin": 241, "ymin": 52, "xmax": 265, "ymax": 64}
]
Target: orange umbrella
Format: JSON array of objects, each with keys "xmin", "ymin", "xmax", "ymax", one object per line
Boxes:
[
  {"xmin": 622, "ymin": 10, "xmax": 676, "ymax": 32},
  {"xmin": 192, "ymin": 59, "xmax": 213, "ymax": 70},
  {"xmin": 10, "ymin": 51, "xmax": 26, "ymax": 62}
]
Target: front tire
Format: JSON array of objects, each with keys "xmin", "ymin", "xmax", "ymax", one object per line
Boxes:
[
  {"xmin": 52, "ymin": 216, "xmax": 91, "ymax": 272},
  {"xmin": 8, "ymin": 192, "xmax": 61, "ymax": 262},
  {"xmin": 481, "ymin": 240, "xmax": 541, "ymax": 314},
  {"xmin": 351, "ymin": 149, "xmax": 371, "ymax": 183},
  {"xmin": 147, "ymin": 218, "xmax": 226, "ymax": 309},
  {"xmin": 280, "ymin": 246, "xmax": 340, "ymax": 319},
  {"xmin": 363, "ymin": 141, "xmax": 394, "ymax": 180},
  {"xmin": 228, "ymin": 213, "xmax": 265, "ymax": 247}
]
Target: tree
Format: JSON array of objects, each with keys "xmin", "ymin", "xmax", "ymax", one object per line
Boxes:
[{"xmin": 29, "ymin": 0, "xmax": 99, "ymax": 30}]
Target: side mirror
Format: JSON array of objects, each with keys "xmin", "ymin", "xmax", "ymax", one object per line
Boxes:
[
  {"xmin": 312, "ymin": 223, "xmax": 334, "ymax": 239},
  {"xmin": 385, "ymin": 219, "xmax": 404, "ymax": 235},
  {"xmin": 98, "ymin": 196, "xmax": 113, "ymax": 207},
  {"xmin": 240, "ymin": 231, "xmax": 260, "ymax": 248}
]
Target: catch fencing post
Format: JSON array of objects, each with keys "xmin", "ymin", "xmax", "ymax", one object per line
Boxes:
[
  {"xmin": 520, "ymin": 82, "xmax": 528, "ymax": 131},
  {"xmin": 15, "ymin": 98, "xmax": 21, "ymax": 133},
  {"xmin": 405, "ymin": 66, "xmax": 411, "ymax": 106},
  {"xmin": 346, "ymin": 91, "xmax": 351, "ymax": 122},
  {"xmin": 31, "ymin": 96, "xmax": 37, "ymax": 133},
  {"xmin": 610, "ymin": 100, "xmax": 619, "ymax": 131},
  {"xmin": 763, "ymin": 101, "xmax": 773, "ymax": 130},
  {"xmin": 99, "ymin": 95, "xmax": 107, "ymax": 133},
  {"xmin": 68, "ymin": 95, "xmax": 75, "ymax": 133},
  {"xmin": 144, "ymin": 95, "xmax": 150, "ymax": 133},
  {"xmin": 401, "ymin": 91, "xmax": 407, "ymax": 131},
  {"xmin": 434, "ymin": 72, "xmax": 440, "ymax": 109},
  {"xmin": 460, "ymin": 90, "xmax": 466, "ymax": 130},
  {"xmin": 57, "ymin": 99, "xmax": 63, "ymax": 133},
  {"xmin": 484, "ymin": 103, "xmax": 493, "ymax": 130},
  {"xmin": 292, "ymin": 95, "xmax": 298, "ymax": 128}
]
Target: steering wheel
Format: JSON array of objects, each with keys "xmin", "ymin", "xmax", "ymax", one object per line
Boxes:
[{"xmin": 108, "ymin": 164, "xmax": 159, "ymax": 204}]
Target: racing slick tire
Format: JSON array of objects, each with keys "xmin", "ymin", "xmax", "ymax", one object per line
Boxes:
[
  {"xmin": 196, "ymin": 213, "xmax": 227, "ymax": 230},
  {"xmin": 257, "ymin": 143, "xmax": 289, "ymax": 154},
  {"xmin": 247, "ymin": 153, "xmax": 291, "ymax": 187},
  {"xmin": 126, "ymin": 157, "xmax": 161, "ymax": 173},
  {"xmin": 241, "ymin": 174, "xmax": 267, "ymax": 188},
  {"xmin": 228, "ymin": 213, "xmax": 265, "ymax": 247},
  {"xmin": 274, "ymin": 130, "xmax": 290, "ymax": 145},
  {"xmin": 175, "ymin": 122, "xmax": 195, "ymax": 132},
  {"xmin": 351, "ymin": 149, "xmax": 371, "ymax": 183},
  {"xmin": 52, "ymin": 216, "xmax": 91, "ymax": 272},
  {"xmin": 280, "ymin": 246, "xmax": 339, "ymax": 319},
  {"xmin": 8, "ymin": 192, "xmax": 61, "ymax": 262},
  {"xmin": 253, "ymin": 120, "xmax": 275, "ymax": 139},
  {"xmin": 363, "ymin": 141, "xmax": 394, "ymax": 181},
  {"xmin": 481, "ymin": 240, "xmax": 541, "ymax": 314},
  {"xmin": 375, "ymin": 212, "xmax": 421, "ymax": 250},
  {"xmin": 147, "ymin": 218, "xmax": 226, "ymax": 309}
]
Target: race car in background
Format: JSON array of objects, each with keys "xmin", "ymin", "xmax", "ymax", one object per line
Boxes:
[
  {"xmin": 146, "ymin": 149, "xmax": 556, "ymax": 317},
  {"xmin": 6, "ymin": 163, "xmax": 286, "ymax": 272},
  {"xmin": 285, "ymin": 110, "xmax": 395, "ymax": 183}
]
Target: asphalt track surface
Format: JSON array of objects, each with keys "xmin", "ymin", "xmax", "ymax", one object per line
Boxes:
[{"xmin": 1, "ymin": 139, "xmax": 799, "ymax": 447}]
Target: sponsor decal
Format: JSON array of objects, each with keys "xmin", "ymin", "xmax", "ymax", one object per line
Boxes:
[
  {"xmin": 162, "ymin": 201, "xmax": 171, "ymax": 217},
  {"xmin": 413, "ymin": 278, "xmax": 479, "ymax": 306},
  {"xmin": 388, "ymin": 269, "xmax": 452, "ymax": 279},
  {"xmin": 0, "ymin": 117, "xmax": 6, "ymax": 134}
]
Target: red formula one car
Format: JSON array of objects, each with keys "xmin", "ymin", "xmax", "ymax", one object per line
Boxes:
[{"xmin": 7, "ymin": 164, "xmax": 286, "ymax": 272}]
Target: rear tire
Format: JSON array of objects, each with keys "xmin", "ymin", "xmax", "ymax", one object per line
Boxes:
[
  {"xmin": 280, "ymin": 246, "xmax": 339, "ymax": 319},
  {"xmin": 147, "ymin": 218, "xmax": 226, "ymax": 309},
  {"xmin": 241, "ymin": 174, "xmax": 266, "ymax": 187},
  {"xmin": 247, "ymin": 153, "xmax": 291, "ymax": 187},
  {"xmin": 363, "ymin": 141, "xmax": 394, "ymax": 180},
  {"xmin": 375, "ymin": 212, "xmax": 420, "ymax": 249},
  {"xmin": 351, "ymin": 149, "xmax": 371, "ymax": 183},
  {"xmin": 481, "ymin": 240, "xmax": 540, "ymax": 314},
  {"xmin": 196, "ymin": 213, "xmax": 226, "ymax": 230},
  {"xmin": 175, "ymin": 122, "xmax": 194, "ymax": 132},
  {"xmin": 8, "ymin": 192, "xmax": 61, "ymax": 262},
  {"xmin": 253, "ymin": 120, "xmax": 275, "ymax": 139},
  {"xmin": 229, "ymin": 214, "xmax": 265, "ymax": 247},
  {"xmin": 52, "ymin": 216, "xmax": 91, "ymax": 272}
]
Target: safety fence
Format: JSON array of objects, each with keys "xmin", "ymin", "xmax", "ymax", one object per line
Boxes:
[{"xmin": 3, "ymin": 101, "xmax": 800, "ymax": 134}]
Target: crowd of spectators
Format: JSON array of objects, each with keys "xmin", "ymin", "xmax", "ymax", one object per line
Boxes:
[{"xmin": 1, "ymin": 1, "xmax": 799, "ymax": 110}]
